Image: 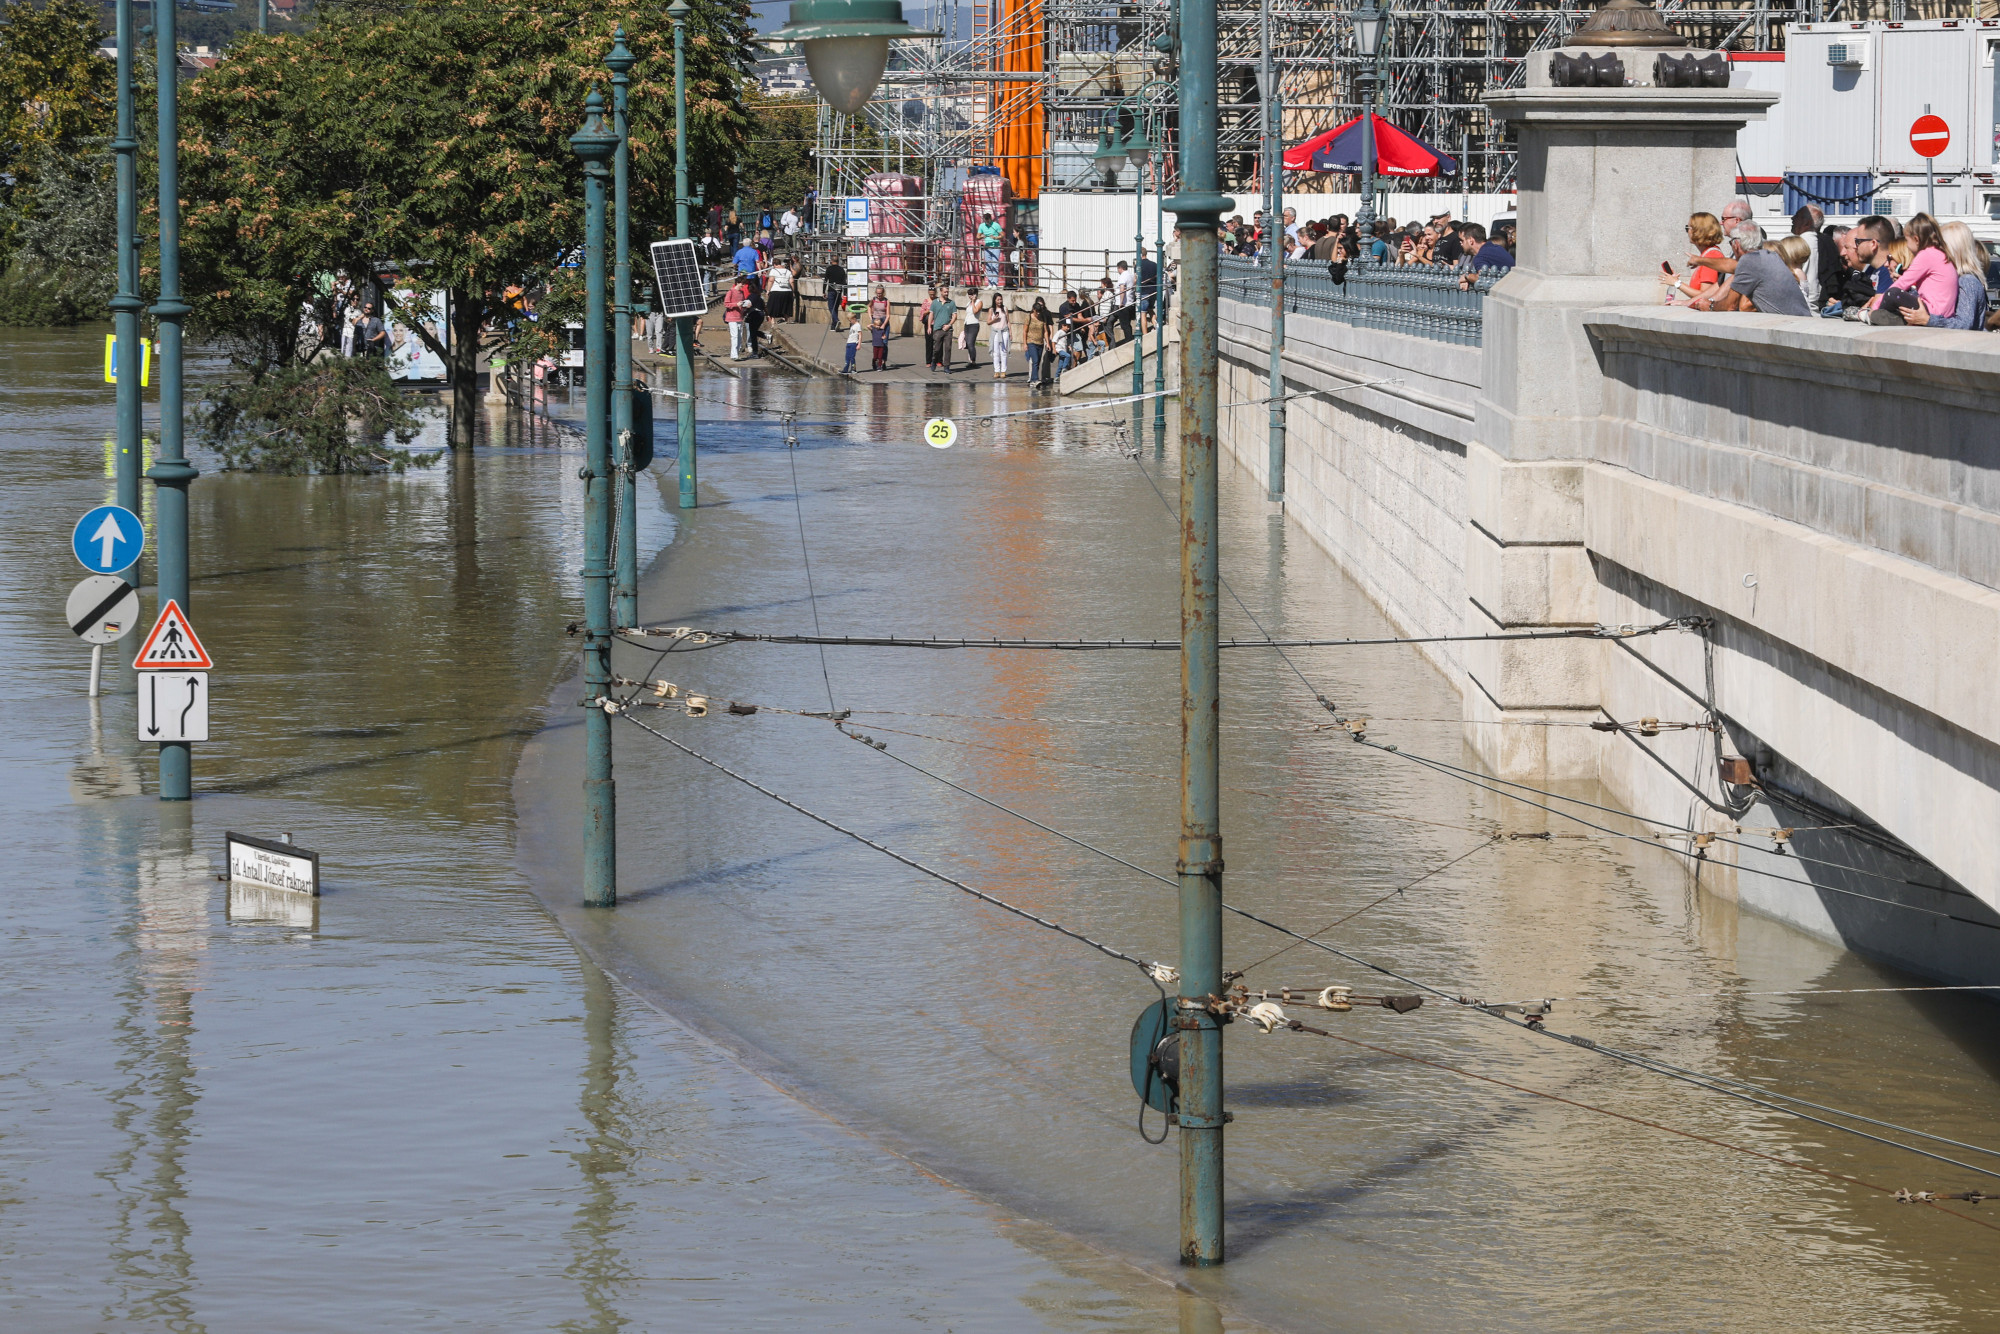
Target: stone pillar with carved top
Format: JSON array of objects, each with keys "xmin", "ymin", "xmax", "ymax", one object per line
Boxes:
[{"xmin": 1463, "ymin": 3, "xmax": 1776, "ymax": 779}]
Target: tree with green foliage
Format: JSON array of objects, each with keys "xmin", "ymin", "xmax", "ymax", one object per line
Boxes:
[
  {"xmin": 203, "ymin": 356, "xmax": 429, "ymax": 473},
  {"xmin": 0, "ymin": 0, "xmax": 116, "ymax": 324},
  {"xmin": 179, "ymin": 0, "xmax": 752, "ymax": 451},
  {"xmin": 737, "ymin": 90, "xmax": 816, "ymax": 224}
]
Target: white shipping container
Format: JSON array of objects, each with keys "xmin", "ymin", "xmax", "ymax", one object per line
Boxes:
[
  {"xmin": 1783, "ymin": 24, "xmax": 1880, "ymax": 174},
  {"xmin": 1730, "ymin": 53, "xmax": 1788, "ymax": 185},
  {"xmin": 1782, "ymin": 21, "xmax": 2000, "ymax": 178},
  {"xmin": 1875, "ymin": 25, "xmax": 1972, "ymax": 174}
]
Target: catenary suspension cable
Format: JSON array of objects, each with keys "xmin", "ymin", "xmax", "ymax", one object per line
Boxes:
[
  {"xmin": 653, "ymin": 382, "xmax": 2000, "ymax": 1195},
  {"xmin": 636, "ymin": 623, "xmax": 1693, "ymax": 651},
  {"xmin": 1307, "ymin": 1029, "xmax": 2000, "ymax": 1235},
  {"xmin": 782, "ymin": 413, "xmax": 838, "ymax": 713},
  {"xmin": 616, "ymin": 711, "xmax": 1163, "ymax": 984}
]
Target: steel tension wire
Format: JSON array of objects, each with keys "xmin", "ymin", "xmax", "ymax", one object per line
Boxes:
[
  {"xmin": 781, "ymin": 410, "xmax": 837, "ymax": 714},
  {"xmin": 1361, "ymin": 739, "xmax": 1983, "ymax": 918},
  {"xmin": 1306, "ymin": 1029, "xmax": 2000, "ymax": 1237},
  {"xmin": 614, "ymin": 712, "xmax": 1165, "ymax": 986},
  {"xmin": 675, "ymin": 622, "xmax": 1694, "ymax": 651}
]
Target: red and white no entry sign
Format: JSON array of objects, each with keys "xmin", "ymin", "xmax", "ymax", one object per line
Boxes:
[{"xmin": 1910, "ymin": 114, "xmax": 1951, "ymax": 158}]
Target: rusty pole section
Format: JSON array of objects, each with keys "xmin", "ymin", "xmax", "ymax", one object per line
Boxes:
[{"xmin": 1165, "ymin": 0, "xmax": 1232, "ymax": 1269}]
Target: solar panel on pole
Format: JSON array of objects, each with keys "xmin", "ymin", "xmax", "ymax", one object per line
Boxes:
[{"xmin": 649, "ymin": 239, "xmax": 710, "ymax": 318}]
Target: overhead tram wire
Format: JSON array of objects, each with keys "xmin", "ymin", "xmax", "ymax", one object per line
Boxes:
[
  {"xmin": 1351, "ymin": 740, "xmax": 1994, "ymax": 926},
  {"xmin": 1307, "ymin": 1028, "xmax": 2000, "ymax": 1236},
  {"xmin": 1123, "ymin": 429, "xmax": 1982, "ymax": 916},
  {"xmin": 636, "ymin": 678, "xmax": 2000, "ymax": 1188},
  {"xmin": 654, "ymin": 669, "xmax": 2000, "ymax": 1193},
  {"xmin": 641, "ymin": 378, "xmax": 2000, "ymax": 1204},
  {"xmin": 615, "ymin": 707, "xmax": 2000, "ymax": 1232},
  {"xmin": 628, "ymin": 622, "xmax": 1696, "ymax": 652},
  {"xmin": 615, "ymin": 711, "xmax": 1167, "ymax": 989},
  {"xmin": 781, "ymin": 411, "xmax": 838, "ymax": 713}
]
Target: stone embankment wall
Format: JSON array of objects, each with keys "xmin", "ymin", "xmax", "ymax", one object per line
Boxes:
[
  {"xmin": 1218, "ymin": 301, "xmax": 2000, "ymax": 982},
  {"xmin": 1218, "ymin": 298, "xmax": 1478, "ymax": 684}
]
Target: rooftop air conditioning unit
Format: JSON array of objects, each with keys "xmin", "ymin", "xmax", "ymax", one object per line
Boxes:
[{"xmin": 1826, "ymin": 38, "xmax": 1868, "ymax": 68}]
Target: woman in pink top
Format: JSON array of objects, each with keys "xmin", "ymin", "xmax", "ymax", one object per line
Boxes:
[{"xmin": 1881, "ymin": 214, "xmax": 1957, "ymax": 320}]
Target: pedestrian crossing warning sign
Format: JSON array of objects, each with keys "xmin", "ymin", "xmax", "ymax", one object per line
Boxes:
[{"xmin": 133, "ymin": 600, "xmax": 214, "ymax": 670}]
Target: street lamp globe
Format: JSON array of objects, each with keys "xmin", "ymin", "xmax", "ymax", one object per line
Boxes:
[
  {"xmin": 1094, "ymin": 127, "xmax": 1128, "ymax": 182},
  {"xmin": 767, "ymin": 0, "xmax": 942, "ymax": 115},
  {"xmin": 1353, "ymin": 0, "xmax": 1387, "ymax": 58},
  {"xmin": 1124, "ymin": 124, "xmax": 1154, "ymax": 168}
]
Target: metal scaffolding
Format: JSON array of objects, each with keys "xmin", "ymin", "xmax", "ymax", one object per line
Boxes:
[{"xmin": 802, "ymin": 0, "xmax": 1982, "ymax": 231}]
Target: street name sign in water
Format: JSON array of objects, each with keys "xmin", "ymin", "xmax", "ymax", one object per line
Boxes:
[
  {"xmin": 226, "ymin": 831, "xmax": 321, "ymax": 897},
  {"xmin": 71, "ymin": 505, "xmax": 144, "ymax": 575},
  {"xmin": 133, "ymin": 600, "xmax": 213, "ymax": 670},
  {"xmin": 66, "ymin": 576, "xmax": 140, "ymax": 646},
  {"xmin": 138, "ymin": 671, "xmax": 208, "ymax": 743}
]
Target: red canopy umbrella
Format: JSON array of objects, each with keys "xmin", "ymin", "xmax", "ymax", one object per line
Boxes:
[{"xmin": 1283, "ymin": 114, "xmax": 1458, "ymax": 177}]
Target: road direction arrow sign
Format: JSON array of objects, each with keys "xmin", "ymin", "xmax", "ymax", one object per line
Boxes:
[
  {"xmin": 138, "ymin": 671, "xmax": 208, "ymax": 742},
  {"xmin": 133, "ymin": 600, "xmax": 214, "ymax": 670},
  {"xmin": 66, "ymin": 575, "xmax": 140, "ymax": 645},
  {"xmin": 71, "ymin": 505, "xmax": 144, "ymax": 574},
  {"xmin": 1911, "ymin": 114, "xmax": 1950, "ymax": 158}
]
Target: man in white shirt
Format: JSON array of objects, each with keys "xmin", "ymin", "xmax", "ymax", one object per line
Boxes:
[
  {"xmin": 781, "ymin": 208, "xmax": 800, "ymax": 237},
  {"xmin": 1112, "ymin": 261, "xmax": 1137, "ymax": 344}
]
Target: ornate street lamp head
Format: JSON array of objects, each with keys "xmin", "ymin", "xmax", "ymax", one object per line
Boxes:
[
  {"xmin": 1352, "ymin": 1, "xmax": 1387, "ymax": 59},
  {"xmin": 765, "ymin": 0, "xmax": 941, "ymax": 115},
  {"xmin": 1124, "ymin": 123, "xmax": 1155, "ymax": 168},
  {"xmin": 1094, "ymin": 127, "xmax": 1129, "ymax": 177}
]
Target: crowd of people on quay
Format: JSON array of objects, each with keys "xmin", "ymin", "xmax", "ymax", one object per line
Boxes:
[{"xmin": 1660, "ymin": 200, "xmax": 1998, "ymax": 328}]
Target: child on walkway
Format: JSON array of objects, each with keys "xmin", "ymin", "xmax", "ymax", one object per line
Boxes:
[{"xmin": 843, "ymin": 314, "xmax": 861, "ymax": 373}]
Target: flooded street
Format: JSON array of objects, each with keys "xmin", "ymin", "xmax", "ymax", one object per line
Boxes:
[
  {"xmin": 0, "ymin": 327, "xmax": 1200, "ymax": 1330},
  {"xmin": 5, "ymin": 322, "xmax": 2000, "ymax": 1331},
  {"xmin": 523, "ymin": 369, "xmax": 2000, "ymax": 1332}
]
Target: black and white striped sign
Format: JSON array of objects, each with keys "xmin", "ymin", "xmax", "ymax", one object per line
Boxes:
[{"xmin": 66, "ymin": 575, "xmax": 140, "ymax": 646}]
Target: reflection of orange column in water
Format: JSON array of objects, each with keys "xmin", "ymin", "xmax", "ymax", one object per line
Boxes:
[
  {"xmin": 956, "ymin": 449, "xmax": 1063, "ymax": 917},
  {"xmin": 990, "ymin": 0, "xmax": 1045, "ymax": 202}
]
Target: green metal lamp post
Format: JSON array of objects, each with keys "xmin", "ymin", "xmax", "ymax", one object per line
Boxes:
[
  {"xmin": 669, "ymin": 0, "xmax": 697, "ymax": 511},
  {"xmin": 110, "ymin": 0, "xmax": 142, "ymax": 553},
  {"xmin": 1260, "ymin": 14, "xmax": 1286, "ymax": 503},
  {"xmin": 572, "ymin": 93, "xmax": 620, "ymax": 908},
  {"xmin": 1150, "ymin": 34, "xmax": 1175, "ymax": 453},
  {"xmin": 1352, "ymin": 0, "xmax": 1387, "ymax": 240},
  {"xmin": 1123, "ymin": 123, "xmax": 1155, "ymax": 407},
  {"xmin": 1162, "ymin": 0, "xmax": 1232, "ymax": 1268},
  {"xmin": 1091, "ymin": 129, "xmax": 1131, "ymax": 399},
  {"xmin": 606, "ymin": 29, "xmax": 640, "ymax": 625},
  {"xmin": 148, "ymin": 0, "xmax": 196, "ymax": 801}
]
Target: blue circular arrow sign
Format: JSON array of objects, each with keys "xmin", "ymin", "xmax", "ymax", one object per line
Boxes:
[{"xmin": 72, "ymin": 505, "xmax": 145, "ymax": 574}]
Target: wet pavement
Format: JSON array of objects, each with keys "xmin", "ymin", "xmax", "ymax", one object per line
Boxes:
[
  {"xmin": 0, "ymin": 327, "xmax": 1210, "ymax": 1331},
  {"xmin": 521, "ymin": 369, "xmax": 2000, "ymax": 1332}
]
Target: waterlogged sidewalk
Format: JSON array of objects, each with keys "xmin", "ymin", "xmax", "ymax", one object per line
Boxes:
[{"xmin": 0, "ymin": 329, "xmax": 1209, "ymax": 1332}]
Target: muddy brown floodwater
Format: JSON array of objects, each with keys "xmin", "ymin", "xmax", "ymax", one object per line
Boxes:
[
  {"xmin": 521, "ymin": 366, "xmax": 2000, "ymax": 1333},
  {"xmin": 0, "ymin": 326, "xmax": 1213, "ymax": 1331}
]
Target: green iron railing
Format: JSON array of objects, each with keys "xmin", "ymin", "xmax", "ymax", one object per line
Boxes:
[{"xmin": 1220, "ymin": 253, "xmax": 1504, "ymax": 347}]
